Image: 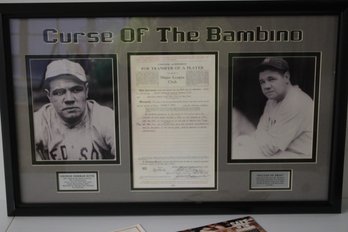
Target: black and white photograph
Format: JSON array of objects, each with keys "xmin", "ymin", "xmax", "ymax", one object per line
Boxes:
[
  {"xmin": 26, "ymin": 55, "xmax": 119, "ymax": 164},
  {"xmin": 229, "ymin": 53, "xmax": 320, "ymax": 162}
]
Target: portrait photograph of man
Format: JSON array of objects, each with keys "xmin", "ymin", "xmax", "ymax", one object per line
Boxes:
[
  {"xmin": 27, "ymin": 55, "xmax": 119, "ymax": 164},
  {"xmin": 229, "ymin": 53, "xmax": 320, "ymax": 162}
]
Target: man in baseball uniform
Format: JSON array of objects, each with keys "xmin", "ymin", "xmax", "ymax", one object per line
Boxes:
[
  {"xmin": 34, "ymin": 59, "xmax": 116, "ymax": 161},
  {"xmin": 232, "ymin": 57, "xmax": 314, "ymax": 159}
]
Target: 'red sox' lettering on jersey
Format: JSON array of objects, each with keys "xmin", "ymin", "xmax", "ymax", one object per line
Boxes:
[{"xmin": 34, "ymin": 100, "xmax": 116, "ymax": 161}]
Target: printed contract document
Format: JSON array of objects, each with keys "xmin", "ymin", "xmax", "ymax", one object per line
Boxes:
[{"xmin": 130, "ymin": 53, "xmax": 216, "ymax": 189}]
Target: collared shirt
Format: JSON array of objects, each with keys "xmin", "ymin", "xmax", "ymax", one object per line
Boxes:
[{"xmin": 254, "ymin": 85, "xmax": 314, "ymax": 156}]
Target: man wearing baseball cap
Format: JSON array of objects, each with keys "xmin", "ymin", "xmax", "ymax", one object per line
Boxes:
[
  {"xmin": 233, "ymin": 57, "xmax": 314, "ymax": 159},
  {"xmin": 34, "ymin": 59, "xmax": 116, "ymax": 161}
]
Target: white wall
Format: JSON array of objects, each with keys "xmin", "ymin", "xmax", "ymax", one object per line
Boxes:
[{"xmin": 0, "ymin": 119, "xmax": 14, "ymax": 231}]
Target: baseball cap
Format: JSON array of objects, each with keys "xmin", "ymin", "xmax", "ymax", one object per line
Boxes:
[
  {"xmin": 45, "ymin": 59, "xmax": 87, "ymax": 82},
  {"xmin": 256, "ymin": 57, "xmax": 289, "ymax": 73}
]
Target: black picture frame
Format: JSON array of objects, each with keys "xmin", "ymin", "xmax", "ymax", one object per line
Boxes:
[{"xmin": 0, "ymin": 1, "xmax": 347, "ymax": 216}]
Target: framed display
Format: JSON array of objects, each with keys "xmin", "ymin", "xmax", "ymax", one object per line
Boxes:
[{"xmin": 0, "ymin": 1, "xmax": 347, "ymax": 216}]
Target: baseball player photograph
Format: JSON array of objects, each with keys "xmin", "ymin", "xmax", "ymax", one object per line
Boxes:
[
  {"xmin": 27, "ymin": 55, "xmax": 118, "ymax": 163},
  {"xmin": 229, "ymin": 54, "xmax": 319, "ymax": 161}
]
